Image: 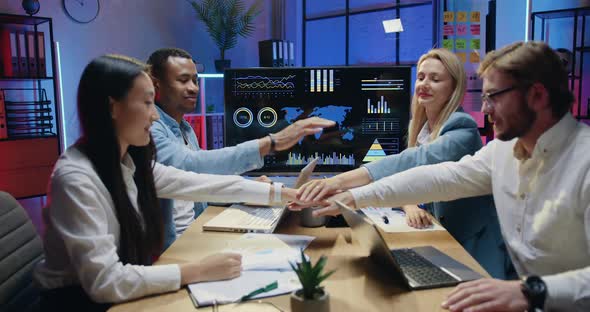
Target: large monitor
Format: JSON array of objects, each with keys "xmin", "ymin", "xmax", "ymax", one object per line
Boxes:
[{"xmin": 224, "ymin": 66, "xmax": 412, "ymax": 174}]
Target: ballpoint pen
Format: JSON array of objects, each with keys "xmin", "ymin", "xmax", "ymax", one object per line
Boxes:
[{"xmin": 239, "ymin": 280, "xmax": 279, "ymax": 302}]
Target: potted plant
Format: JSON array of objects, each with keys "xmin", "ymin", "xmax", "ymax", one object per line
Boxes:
[
  {"xmin": 290, "ymin": 250, "xmax": 335, "ymax": 312},
  {"xmin": 187, "ymin": 0, "xmax": 263, "ymax": 72}
]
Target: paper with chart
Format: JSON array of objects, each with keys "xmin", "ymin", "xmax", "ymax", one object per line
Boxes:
[
  {"xmin": 188, "ymin": 270, "xmax": 301, "ymax": 306},
  {"xmin": 188, "ymin": 233, "xmax": 312, "ymax": 306},
  {"xmin": 224, "ymin": 233, "xmax": 315, "ymax": 271},
  {"xmin": 361, "ymin": 207, "xmax": 445, "ymax": 233}
]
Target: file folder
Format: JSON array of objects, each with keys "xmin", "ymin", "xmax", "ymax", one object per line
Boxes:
[
  {"xmin": 0, "ymin": 92, "xmax": 7, "ymax": 139},
  {"xmin": 26, "ymin": 31, "xmax": 37, "ymax": 77},
  {"xmin": 17, "ymin": 31, "xmax": 28, "ymax": 77},
  {"xmin": 0, "ymin": 29, "xmax": 12, "ymax": 77},
  {"xmin": 37, "ymin": 32, "xmax": 46, "ymax": 77}
]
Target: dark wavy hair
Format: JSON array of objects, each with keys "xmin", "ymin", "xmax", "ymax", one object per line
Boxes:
[{"xmin": 76, "ymin": 55, "xmax": 163, "ymax": 265}]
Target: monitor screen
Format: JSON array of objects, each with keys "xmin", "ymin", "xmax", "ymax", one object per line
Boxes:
[{"xmin": 224, "ymin": 66, "xmax": 412, "ymax": 173}]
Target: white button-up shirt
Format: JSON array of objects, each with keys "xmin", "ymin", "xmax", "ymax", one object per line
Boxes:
[
  {"xmin": 350, "ymin": 114, "xmax": 590, "ymax": 311},
  {"xmin": 34, "ymin": 147, "xmax": 271, "ymax": 303}
]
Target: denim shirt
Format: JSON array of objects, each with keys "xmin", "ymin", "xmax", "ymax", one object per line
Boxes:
[{"xmin": 151, "ymin": 105, "xmax": 264, "ymax": 250}]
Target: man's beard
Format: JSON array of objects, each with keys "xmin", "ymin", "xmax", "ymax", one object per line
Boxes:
[{"xmin": 496, "ymin": 98, "xmax": 536, "ymax": 141}]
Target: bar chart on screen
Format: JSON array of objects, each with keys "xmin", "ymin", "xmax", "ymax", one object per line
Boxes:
[{"xmin": 287, "ymin": 152, "xmax": 355, "ymax": 166}]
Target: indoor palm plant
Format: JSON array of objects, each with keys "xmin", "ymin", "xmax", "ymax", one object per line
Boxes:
[
  {"xmin": 290, "ymin": 250, "xmax": 336, "ymax": 312},
  {"xmin": 187, "ymin": 0, "xmax": 263, "ymax": 72}
]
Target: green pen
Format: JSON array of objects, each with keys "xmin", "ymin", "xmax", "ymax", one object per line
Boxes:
[{"xmin": 239, "ymin": 280, "xmax": 278, "ymax": 302}]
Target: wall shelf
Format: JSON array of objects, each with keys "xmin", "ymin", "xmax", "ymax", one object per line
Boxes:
[
  {"xmin": 531, "ymin": 6, "xmax": 590, "ymax": 120},
  {"xmin": 0, "ymin": 13, "xmax": 61, "ymax": 198}
]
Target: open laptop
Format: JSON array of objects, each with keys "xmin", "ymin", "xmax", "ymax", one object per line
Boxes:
[
  {"xmin": 336, "ymin": 201, "xmax": 483, "ymax": 290},
  {"xmin": 203, "ymin": 158, "xmax": 319, "ymax": 233}
]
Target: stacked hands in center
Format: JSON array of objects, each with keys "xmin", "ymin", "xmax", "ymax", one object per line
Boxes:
[{"xmin": 288, "ymin": 177, "xmax": 433, "ymax": 229}]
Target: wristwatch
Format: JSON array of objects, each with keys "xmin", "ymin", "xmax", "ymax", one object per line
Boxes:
[
  {"xmin": 521, "ymin": 275, "xmax": 547, "ymax": 311},
  {"xmin": 268, "ymin": 133, "xmax": 276, "ymax": 154}
]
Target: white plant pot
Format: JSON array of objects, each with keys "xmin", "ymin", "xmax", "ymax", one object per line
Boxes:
[{"xmin": 290, "ymin": 289, "xmax": 330, "ymax": 312}]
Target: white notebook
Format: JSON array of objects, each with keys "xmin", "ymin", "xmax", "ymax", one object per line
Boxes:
[{"xmin": 360, "ymin": 207, "xmax": 445, "ymax": 233}]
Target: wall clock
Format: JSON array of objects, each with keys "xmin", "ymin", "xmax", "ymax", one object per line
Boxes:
[{"xmin": 63, "ymin": 0, "xmax": 100, "ymax": 24}]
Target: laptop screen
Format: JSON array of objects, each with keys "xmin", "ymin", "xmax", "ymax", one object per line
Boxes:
[{"xmin": 224, "ymin": 66, "xmax": 412, "ymax": 174}]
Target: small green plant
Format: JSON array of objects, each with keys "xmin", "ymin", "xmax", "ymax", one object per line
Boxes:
[
  {"xmin": 187, "ymin": 0, "xmax": 263, "ymax": 60},
  {"xmin": 290, "ymin": 249, "xmax": 336, "ymax": 300}
]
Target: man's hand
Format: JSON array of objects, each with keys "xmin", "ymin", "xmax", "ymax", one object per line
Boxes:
[
  {"xmin": 442, "ymin": 278, "xmax": 529, "ymax": 312},
  {"xmin": 259, "ymin": 117, "xmax": 335, "ymax": 156},
  {"xmin": 403, "ymin": 205, "xmax": 432, "ymax": 229},
  {"xmin": 297, "ymin": 177, "xmax": 342, "ymax": 202},
  {"xmin": 290, "ymin": 191, "xmax": 357, "ymax": 217}
]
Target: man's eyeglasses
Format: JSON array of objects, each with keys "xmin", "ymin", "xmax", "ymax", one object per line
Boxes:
[{"xmin": 481, "ymin": 85, "xmax": 518, "ymax": 112}]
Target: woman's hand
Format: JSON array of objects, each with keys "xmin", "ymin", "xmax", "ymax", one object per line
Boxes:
[
  {"xmin": 180, "ymin": 252, "xmax": 242, "ymax": 284},
  {"xmin": 403, "ymin": 205, "xmax": 432, "ymax": 229},
  {"xmin": 297, "ymin": 177, "xmax": 342, "ymax": 202}
]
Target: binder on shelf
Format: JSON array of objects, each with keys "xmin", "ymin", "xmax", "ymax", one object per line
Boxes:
[
  {"xmin": 259, "ymin": 40, "xmax": 294, "ymax": 67},
  {"xmin": 206, "ymin": 115, "xmax": 215, "ymax": 149},
  {"xmin": 258, "ymin": 40, "xmax": 273, "ymax": 67},
  {"xmin": 183, "ymin": 114, "xmax": 205, "ymax": 148},
  {"xmin": 25, "ymin": 31, "xmax": 37, "ymax": 77},
  {"xmin": 10, "ymin": 31, "xmax": 19, "ymax": 76},
  {"xmin": 0, "ymin": 91, "xmax": 7, "ymax": 139},
  {"xmin": 289, "ymin": 41, "xmax": 295, "ymax": 66},
  {"xmin": 283, "ymin": 41, "xmax": 289, "ymax": 67},
  {"xmin": 277, "ymin": 40, "xmax": 284, "ymax": 67},
  {"xmin": 36, "ymin": 31, "xmax": 46, "ymax": 77},
  {"xmin": 216, "ymin": 115, "xmax": 224, "ymax": 148},
  {"xmin": 205, "ymin": 115, "xmax": 224, "ymax": 149},
  {"xmin": 0, "ymin": 29, "xmax": 14, "ymax": 77},
  {"xmin": 17, "ymin": 31, "xmax": 28, "ymax": 77}
]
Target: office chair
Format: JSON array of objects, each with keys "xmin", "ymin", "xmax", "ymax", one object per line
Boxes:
[{"xmin": 0, "ymin": 191, "xmax": 44, "ymax": 312}]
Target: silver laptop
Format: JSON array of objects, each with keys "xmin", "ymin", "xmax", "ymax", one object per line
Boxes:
[
  {"xmin": 336, "ymin": 201, "xmax": 483, "ymax": 290},
  {"xmin": 203, "ymin": 159, "xmax": 318, "ymax": 233}
]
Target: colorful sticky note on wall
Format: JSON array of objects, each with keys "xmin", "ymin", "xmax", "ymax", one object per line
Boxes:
[
  {"xmin": 443, "ymin": 25, "xmax": 454, "ymax": 36},
  {"xmin": 456, "ymin": 52, "xmax": 467, "ymax": 63},
  {"xmin": 470, "ymin": 51, "xmax": 480, "ymax": 63},
  {"xmin": 457, "ymin": 24, "xmax": 468, "ymax": 36},
  {"xmin": 470, "ymin": 24, "xmax": 481, "ymax": 35},
  {"xmin": 455, "ymin": 39, "xmax": 467, "ymax": 50},
  {"xmin": 470, "ymin": 11, "xmax": 481, "ymax": 23},
  {"xmin": 457, "ymin": 11, "xmax": 468, "ymax": 23},
  {"xmin": 470, "ymin": 39, "xmax": 481, "ymax": 50},
  {"xmin": 444, "ymin": 11, "xmax": 454, "ymax": 23},
  {"xmin": 443, "ymin": 39, "xmax": 454, "ymax": 50}
]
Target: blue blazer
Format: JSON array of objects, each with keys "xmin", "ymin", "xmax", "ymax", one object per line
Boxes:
[{"xmin": 363, "ymin": 111, "xmax": 512, "ymax": 279}]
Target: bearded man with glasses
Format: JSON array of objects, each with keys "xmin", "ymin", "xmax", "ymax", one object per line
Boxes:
[{"xmin": 315, "ymin": 41, "xmax": 590, "ymax": 312}]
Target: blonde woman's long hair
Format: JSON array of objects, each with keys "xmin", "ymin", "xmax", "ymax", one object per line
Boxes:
[{"xmin": 407, "ymin": 49, "xmax": 466, "ymax": 147}]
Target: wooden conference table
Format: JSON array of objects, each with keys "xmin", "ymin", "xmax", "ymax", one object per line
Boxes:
[{"xmin": 110, "ymin": 206, "xmax": 488, "ymax": 312}]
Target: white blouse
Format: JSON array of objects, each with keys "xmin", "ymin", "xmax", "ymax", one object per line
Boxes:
[{"xmin": 34, "ymin": 147, "xmax": 271, "ymax": 303}]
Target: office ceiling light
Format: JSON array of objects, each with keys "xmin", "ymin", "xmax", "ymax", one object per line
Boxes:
[{"xmin": 382, "ymin": 18, "xmax": 404, "ymax": 33}]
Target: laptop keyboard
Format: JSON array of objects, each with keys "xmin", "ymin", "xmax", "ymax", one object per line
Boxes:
[
  {"xmin": 391, "ymin": 248, "xmax": 457, "ymax": 286},
  {"xmin": 232, "ymin": 205, "xmax": 284, "ymax": 228}
]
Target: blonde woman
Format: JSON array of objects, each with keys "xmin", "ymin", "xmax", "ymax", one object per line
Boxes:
[{"xmin": 296, "ymin": 49, "xmax": 512, "ymax": 279}]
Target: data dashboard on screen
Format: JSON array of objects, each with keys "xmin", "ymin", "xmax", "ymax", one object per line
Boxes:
[{"xmin": 224, "ymin": 66, "xmax": 412, "ymax": 173}]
